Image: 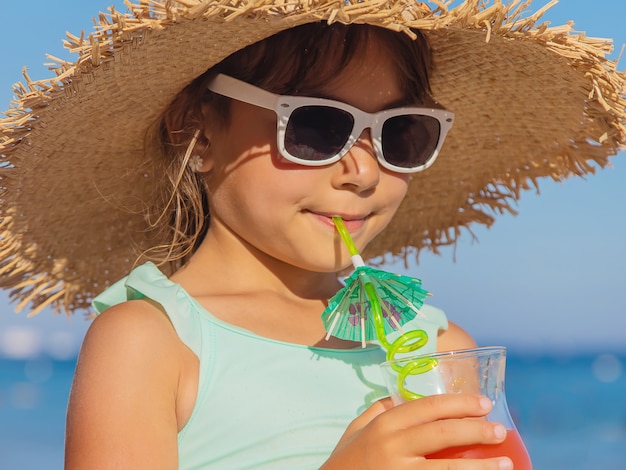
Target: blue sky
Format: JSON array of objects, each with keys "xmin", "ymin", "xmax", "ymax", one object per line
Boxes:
[{"xmin": 0, "ymin": 0, "xmax": 625, "ymax": 357}]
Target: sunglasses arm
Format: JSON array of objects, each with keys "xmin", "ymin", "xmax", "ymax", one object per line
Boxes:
[{"xmin": 207, "ymin": 74, "xmax": 277, "ymax": 111}]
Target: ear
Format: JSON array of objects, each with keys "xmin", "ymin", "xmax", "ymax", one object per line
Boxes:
[{"xmin": 188, "ymin": 127, "xmax": 214, "ymax": 173}]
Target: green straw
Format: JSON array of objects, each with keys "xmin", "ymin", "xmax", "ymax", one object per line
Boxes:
[
  {"xmin": 332, "ymin": 216, "xmax": 387, "ymax": 342},
  {"xmin": 332, "ymin": 215, "xmax": 434, "ymax": 400},
  {"xmin": 332, "ymin": 216, "xmax": 360, "ymax": 258}
]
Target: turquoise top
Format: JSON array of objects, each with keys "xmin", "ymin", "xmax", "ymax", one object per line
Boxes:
[{"xmin": 92, "ymin": 262, "xmax": 448, "ymax": 469}]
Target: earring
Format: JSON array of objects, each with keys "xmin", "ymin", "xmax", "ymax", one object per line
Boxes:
[{"xmin": 188, "ymin": 155, "xmax": 204, "ymax": 172}]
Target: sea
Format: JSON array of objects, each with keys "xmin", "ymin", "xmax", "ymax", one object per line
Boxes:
[{"xmin": 1, "ymin": 353, "xmax": 625, "ymax": 470}]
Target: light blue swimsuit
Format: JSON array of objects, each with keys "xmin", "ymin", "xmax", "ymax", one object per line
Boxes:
[{"xmin": 93, "ymin": 262, "xmax": 448, "ymax": 469}]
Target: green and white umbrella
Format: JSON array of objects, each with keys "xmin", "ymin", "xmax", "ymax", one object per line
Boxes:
[{"xmin": 322, "ymin": 217, "xmax": 430, "ymax": 351}]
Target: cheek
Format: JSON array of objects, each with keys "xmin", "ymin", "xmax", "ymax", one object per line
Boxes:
[
  {"xmin": 385, "ymin": 173, "xmax": 411, "ymax": 208},
  {"xmin": 209, "ymin": 159, "xmax": 299, "ymax": 219}
]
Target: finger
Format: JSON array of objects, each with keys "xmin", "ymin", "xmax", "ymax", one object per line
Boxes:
[
  {"xmin": 419, "ymin": 457, "xmax": 513, "ymax": 470},
  {"xmin": 366, "ymin": 397, "xmax": 395, "ymax": 416},
  {"xmin": 342, "ymin": 397, "xmax": 395, "ymax": 436},
  {"xmin": 381, "ymin": 394, "xmax": 493, "ymax": 427},
  {"xmin": 396, "ymin": 417, "xmax": 508, "ymax": 456}
]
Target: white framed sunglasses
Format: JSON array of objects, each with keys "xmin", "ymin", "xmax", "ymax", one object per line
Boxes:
[{"xmin": 207, "ymin": 74, "xmax": 454, "ymax": 174}]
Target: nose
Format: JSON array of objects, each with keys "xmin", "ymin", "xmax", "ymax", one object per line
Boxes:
[{"xmin": 331, "ymin": 129, "xmax": 380, "ymax": 192}]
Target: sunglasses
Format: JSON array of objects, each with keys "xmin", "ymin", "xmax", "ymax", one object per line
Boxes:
[{"xmin": 207, "ymin": 74, "xmax": 454, "ymax": 173}]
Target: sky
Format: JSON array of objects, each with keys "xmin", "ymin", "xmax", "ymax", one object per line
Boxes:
[{"xmin": 0, "ymin": 0, "xmax": 625, "ymax": 358}]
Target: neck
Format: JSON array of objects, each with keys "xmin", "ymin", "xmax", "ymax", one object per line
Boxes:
[{"xmin": 171, "ymin": 225, "xmax": 344, "ymax": 302}]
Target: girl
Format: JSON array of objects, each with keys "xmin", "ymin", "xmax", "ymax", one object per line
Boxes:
[
  {"xmin": 1, "ymin": 1, "xmax": 623, "ymax": 469},
  {"xmin": 68, "ymin": 22, "xmax": 500, "ymax": 469}
]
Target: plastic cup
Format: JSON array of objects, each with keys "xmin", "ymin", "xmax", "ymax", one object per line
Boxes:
[{"xmin": 380, "ymin": 346, "xmax": 533, "ymax": 469}]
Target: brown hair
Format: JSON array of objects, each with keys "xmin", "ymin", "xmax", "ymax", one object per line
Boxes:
[{"xmin": 145, "ymin": 22, "xmax": 433, "ymax": 271}]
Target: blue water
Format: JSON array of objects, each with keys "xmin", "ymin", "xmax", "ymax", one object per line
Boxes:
[{"xmin": 1, "ymin": 353, "xmax": 625, "ymax": 469}]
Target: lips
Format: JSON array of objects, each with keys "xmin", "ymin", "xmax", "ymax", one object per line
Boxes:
[
  {"xmin": 308, "ymin": 211, "xmax": 367, "ymax": 232},
  {"xmin": 339, "ymin": 217, "xmax": 366, "ymax": 232}
]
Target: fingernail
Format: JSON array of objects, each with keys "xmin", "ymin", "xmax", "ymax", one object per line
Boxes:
[
  {"xmin": 479, "ymin": 396, "xmax": 492, "ymax": 410},
  {"xmin": 498, "ymin": 457, "xmax": 513, "ymax": 470},
  {"xmin": 494, "ymin": 424, "xmax": 507, "ymax": 439}
]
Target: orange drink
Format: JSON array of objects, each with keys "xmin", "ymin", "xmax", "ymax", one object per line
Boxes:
[
  {"xmin": 426, "ymin": 429, "xmax": 532, "ymax": 469},
  {"xmin": 380, "ymin": 346, "xmax": 533, "ymax": 469}
]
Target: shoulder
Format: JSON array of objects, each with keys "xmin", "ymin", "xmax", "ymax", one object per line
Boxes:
[
  {"xmin": 66, "ymin": 300, "xmax": 188, "ymax": 468},
  {"xmin": 78, "ymin": 299, "xmax": 186, "ymax": 372},
  {"xmin": 80, "ymin": 299, "xmax": 199, "ymax": 414},
  {"xmin": 74, "ymin": 299, "xmax": 190, "ymax": 404},
  {"xmin": 86, "ymin": 299, "xmax": 177, "ymax": 349},
  {"xmin": 72, "ymin": 299, "xmax": 186, "ymax": 406},
  {"xmin": 437, "ymin": 320, "xmax": 478, "ymax": 352}
]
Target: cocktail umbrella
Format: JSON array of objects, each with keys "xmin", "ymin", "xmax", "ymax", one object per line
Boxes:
[{"xmin": 322, "ymin": 217, "xmax": 430, "ymax": 352}]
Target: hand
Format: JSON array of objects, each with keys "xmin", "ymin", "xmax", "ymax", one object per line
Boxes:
[{"xmin": 321, "ymin": 394, "xmax": 512, "ymax": 469}]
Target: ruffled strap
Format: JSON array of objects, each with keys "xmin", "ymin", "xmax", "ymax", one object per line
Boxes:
[
  {"xmin": 92, "ymin": 262, "xmax": 203, "ymax": 357},
  {"xmin": 418, "ymin": 304, "xmax": 448, "ymax": 332}
]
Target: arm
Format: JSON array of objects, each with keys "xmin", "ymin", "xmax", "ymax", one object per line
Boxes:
[{"xmin": 65, "ymin": 300, "xmax": 189, "ymax": 469}]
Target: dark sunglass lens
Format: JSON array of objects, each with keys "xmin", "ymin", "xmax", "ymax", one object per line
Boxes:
[
  {"xmin": 285, "ymin": 106, "xmax": 354, "ymax": 161},
  {"xmin": 382, "ymin": 115, "xmax": 441, "ymax": 169}
]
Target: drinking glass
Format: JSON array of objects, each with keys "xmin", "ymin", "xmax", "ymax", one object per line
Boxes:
[{"xmin": 380, "ymin": 346, "xmax": 532, "ymax": 468}]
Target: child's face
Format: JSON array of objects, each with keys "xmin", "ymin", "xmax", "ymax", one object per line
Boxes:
[{"xmin": 204, "ymin": 40, "xmax": 411, "ymax": 272}]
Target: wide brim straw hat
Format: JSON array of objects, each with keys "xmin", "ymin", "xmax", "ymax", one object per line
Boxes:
[{"xmin": 1, "ymin": 0, "xmax": 625, "ymax": 315}]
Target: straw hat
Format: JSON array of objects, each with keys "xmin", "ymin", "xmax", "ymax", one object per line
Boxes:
[{"xmin": 1, "ymin": 0, "xmax": 625, "ymax": 315}]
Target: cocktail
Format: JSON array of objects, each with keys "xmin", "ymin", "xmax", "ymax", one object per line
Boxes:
[{"xmin": 380, "ymin": 346, "xmax": 532, "ymax": 469}]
